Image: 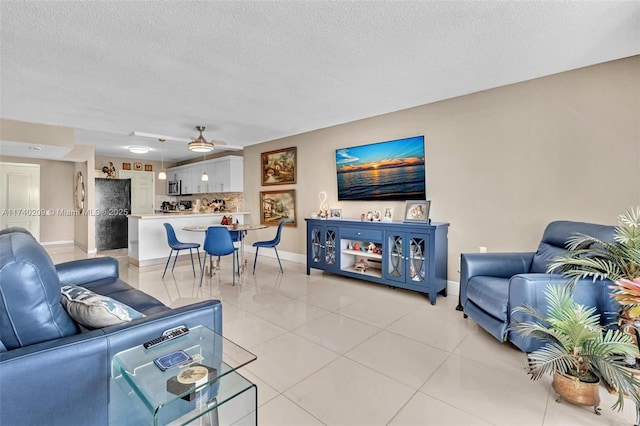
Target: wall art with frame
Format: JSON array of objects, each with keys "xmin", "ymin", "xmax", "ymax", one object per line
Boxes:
[
  {"xmin": 404, "ymin": 200, "xmax": 430, "ymax": 223},
  {"xmin": 261, "ymin": 147, "xmax": 297, "ymax": 185},
  {"xmin": 260, "ymin": 189, "xmax": 297, "ymax": 227}
]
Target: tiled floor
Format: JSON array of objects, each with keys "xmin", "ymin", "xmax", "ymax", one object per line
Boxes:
[{"xmin": 47, "ymin": 244, "xmax": 637, "ymax": 425}]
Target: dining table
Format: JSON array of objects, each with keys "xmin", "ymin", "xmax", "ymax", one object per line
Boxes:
[{"xmin": 183, "ymin": 224, "xmax": 268, "ymax": 274}]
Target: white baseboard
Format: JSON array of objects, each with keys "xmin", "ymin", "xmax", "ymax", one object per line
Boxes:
[
  {"xmin": 40, "ymin": 240, "xmax": 74, "ymax": 246},
  {"xmin": 447, "ymin": 280, "xmax": 460, "ymax": 296},
  {"xmin": 242, "ymin": 246, "xmax": 306, "ymax": 264}
]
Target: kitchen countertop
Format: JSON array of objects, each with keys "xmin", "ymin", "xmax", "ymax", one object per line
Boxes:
[{"xmin": 129, "ymin": 211, "xmax": 251, "ymax": 219}]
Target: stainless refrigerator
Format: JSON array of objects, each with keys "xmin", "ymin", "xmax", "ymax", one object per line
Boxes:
[{"xmin": 95, "ymin": 178, "xmax": 131, "ymax": 251}]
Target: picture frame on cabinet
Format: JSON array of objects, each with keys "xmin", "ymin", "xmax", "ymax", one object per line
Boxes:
[
  {"xmin": 260, "ymin": 189, "xmax": 296, "ymax": 227},
  {"xmin": 404, "ymin": 200, "xmax": 430, "ymax": 223},
  {"xmin": 383, "ymin": 207, "xmax": 393, "ymax": 222},
  {"xmin": 261, "ymin": 147, "xmax": 297, "ymax": 185},
  {"xmin": 330, "ymin": 209, "xmax": 342, "ymax": 219}
]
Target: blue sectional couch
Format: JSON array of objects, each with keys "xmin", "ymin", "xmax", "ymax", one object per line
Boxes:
[
  {"xmin": 459, "ymin": 220, "xmax": 619, "ymax": 352},
  {"xmin": 0, "ymin": 228, "xmax": 222, "ymax": 425}
]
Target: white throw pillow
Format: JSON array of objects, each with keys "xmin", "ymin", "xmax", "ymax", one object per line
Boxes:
[{"xmin": 60, "ymin": 284, "xmax": 145, "ymax": 329}]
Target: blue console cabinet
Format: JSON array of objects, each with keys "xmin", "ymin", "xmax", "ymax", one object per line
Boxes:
[{"xmin": 306, "ymin": 218, "xmax": 449, "ymax": 304}]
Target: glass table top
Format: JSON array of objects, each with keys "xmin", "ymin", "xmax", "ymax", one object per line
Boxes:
[{"xmin": 111, "ymin": 325, "xmax": 256, "ymax": 415}]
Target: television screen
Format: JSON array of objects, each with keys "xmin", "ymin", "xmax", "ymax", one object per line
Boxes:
[{"xmin": 336, "ymin": 135, "xmax": 425, "ymax": 201}]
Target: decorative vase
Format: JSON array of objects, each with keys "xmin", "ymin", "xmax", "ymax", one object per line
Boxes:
[{"xmin": 552, "ymin": 371, "xmax": 600, "ymax": 415}]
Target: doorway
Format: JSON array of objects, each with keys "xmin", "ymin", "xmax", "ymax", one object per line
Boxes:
[
  {"xmin": 119, "ymin": 170, "xmax": 155, "ymax": 214},
  {"xmin": 0, "ymin": 162, "xmax": 40, "ymax": 240}
]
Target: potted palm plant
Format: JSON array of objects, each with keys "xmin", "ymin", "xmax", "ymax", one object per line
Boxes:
[{"xmin": 512, "ymin": 285, "xmax": 640, "ymax": 413}]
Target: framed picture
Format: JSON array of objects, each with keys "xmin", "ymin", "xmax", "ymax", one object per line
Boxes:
[
  {"xmin": 261, "ymin": 147, "xmax": 297, "ymax": 185},
  {"xmin": 260, "ymin": 189, "xmax": 296, "ymax": 227},
  {"xmin": 404, "ymin": 200, "xmax": 431, "ymax": 223},
  {"xmin": 330, "ymin": 209, "xmax": 342, "ymax": 219},
  {"xmin": 134, "ymin": 162, "xmax": 143, "ymax": 171},
  {"xmin": 144, "ymin": 164, "xmax": 153, "ymax": 172},
  {"xmin": 383, "ymin": 207, "xmax": 393, "ymax": 222},
  {"xmin": 122, "ymin": 162, "xmax": 131, "ymax": 170}
]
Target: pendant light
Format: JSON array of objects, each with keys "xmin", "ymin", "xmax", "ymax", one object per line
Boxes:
[
  {"xmin": 201, "ymin": 152, "xmax": 209, "ymax": 181},
  {"xmin": 158, "ymin": 139, "xmax": 167, "ymax": 180}
]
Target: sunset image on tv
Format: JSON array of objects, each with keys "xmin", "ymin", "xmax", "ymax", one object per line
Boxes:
[{"xmin": 336, "ymin": 136, "xmax": 425, "ymax": 201}]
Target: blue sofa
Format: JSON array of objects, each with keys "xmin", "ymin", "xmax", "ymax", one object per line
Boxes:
[
  {"xmin": 459, "ymin": 220, "xmax": 618, "ymax": 352},
  {"xmin": 0, "ymin": 228, "xmax": 222, "ymax": 425}
]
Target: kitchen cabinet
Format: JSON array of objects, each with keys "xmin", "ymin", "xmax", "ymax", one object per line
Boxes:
[{"xmin": 167, "ymin": 156, "xmax": 243, "ymax": 195}]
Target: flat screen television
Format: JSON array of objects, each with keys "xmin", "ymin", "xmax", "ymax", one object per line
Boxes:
[{"xmin": 336, "ymin": 135, "xmax": 425, "ymax": 201}]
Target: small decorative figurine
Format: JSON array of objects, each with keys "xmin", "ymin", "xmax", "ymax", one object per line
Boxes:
[{"xmin": 367, "ymin": 242, "xmax": 376, "ymax": 253}]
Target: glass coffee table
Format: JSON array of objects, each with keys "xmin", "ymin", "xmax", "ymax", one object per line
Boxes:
[{"xmin": 110, "ymin": 326, "xmax": 257, "ymax": 425}]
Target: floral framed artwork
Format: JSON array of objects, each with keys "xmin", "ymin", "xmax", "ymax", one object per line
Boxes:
[
  {"xmin": 260, "ymin": 189, "xmax": 297, "ymax": 227},
  {"xmin": 404, "ymin": 200, "xmax": 431, "ymax": 223},
  {"xmin": 261, "ymin": 147, "xmax": 297, "ymax": 185}
]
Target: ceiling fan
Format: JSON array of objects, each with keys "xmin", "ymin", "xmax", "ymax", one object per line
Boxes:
[{"xmin": 131, "ymin": 126, "xmax": 243, "ymax": 152}]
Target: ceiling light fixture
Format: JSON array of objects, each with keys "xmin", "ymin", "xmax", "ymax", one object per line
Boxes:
[
  {"xmin": 188, "ymin": 126, "xmax": 214, "ymax": 152},
  {"xmin": 128, "ymin": 146, "xmax": 149, "ymax": 154},
  {"xmin": 201, "ymin": 152, "xmax": 209, "ymax": 181},
  {"xmin": 158, "ymin": 139, "xmax": 166, "ymax": 180}
]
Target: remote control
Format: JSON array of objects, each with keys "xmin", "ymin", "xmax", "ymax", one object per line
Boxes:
[{"xmin": 143, "ymin": 326, "xmax": 189, "ymax": 350}]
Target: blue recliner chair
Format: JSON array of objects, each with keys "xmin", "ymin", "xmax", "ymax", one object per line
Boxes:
[{"xmin": 459, "ymin": 220, "xmax": 619, "ymax": 352}]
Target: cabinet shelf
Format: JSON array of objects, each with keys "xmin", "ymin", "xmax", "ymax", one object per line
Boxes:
[
  {"xmin": 341, "ymin": 264, "xmax": 383, "ymax": 278},
  {"xmin": 341, "ymin": 249, "xmax": 382, "ymax": 260}
]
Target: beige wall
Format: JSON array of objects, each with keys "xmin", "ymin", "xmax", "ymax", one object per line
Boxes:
[
  {"xmin": 0, "ymin": 156, "xmax": 75, "ymax": 242},
  {"xmin": 95, "ymin": 155, "xmax": 177, "ymax": 195},
  {"xmin": 243, "ymin": 56, "xmax": 640, "ymax": 283}
]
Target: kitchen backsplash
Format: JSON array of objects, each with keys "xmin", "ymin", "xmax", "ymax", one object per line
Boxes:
[{"xmin": 155, "ymin": 192, "xmax": 244, "ymax": 213}]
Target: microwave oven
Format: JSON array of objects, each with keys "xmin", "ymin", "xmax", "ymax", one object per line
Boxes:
[{"xmin": 167, "ymin": 180, "xmax": 181, "ymax": 195}]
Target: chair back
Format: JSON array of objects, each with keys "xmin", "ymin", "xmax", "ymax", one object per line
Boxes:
[
  {"xmin": 163, "ymin": 223, "xmax": 180, "ymax": 247},
  {"xmin": 530, "ymin": 220, "xmax": 616, "ymax": 273},
  {"xmin": 271, "ymin": 220, "xmax": 285, "ymax": 245},
  {"xmin": 229, "ymin": 230, "xmax": 242, "ymax": 243},
  {"xmin": 203, "ymin": 226, "xmax": 236, "ymax": 256}
]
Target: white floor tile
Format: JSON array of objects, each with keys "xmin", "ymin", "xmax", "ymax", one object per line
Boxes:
[
  {"xmin": 292, "ymin": 312, "xmax": 380, "ymax": 354},
  {"xmin": 389, "ymin": 391, "xmax": 493, "ymax": 426},
  {"xmin": 253, "ymin": 299, "xmax": 331, "ymax": 331},
  {"xmin": 345, "ymin": 330, "xmax": 449, "ymax": 389},
  {"xmin": 245, "ymin": 332, "xmax": 339, "ymax": 392},
  {"xmin": 285, "ymin": 357, "xmax": 415, "ymax": 425},
  {"xmin": 259, "ymin": 395, "xmax": 325, "ymax": 426}
]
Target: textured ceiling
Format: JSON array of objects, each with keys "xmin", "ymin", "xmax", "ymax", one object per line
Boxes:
[{"xmin": 1, "ymin": 1, "xmax": 639, "ymax": 162}]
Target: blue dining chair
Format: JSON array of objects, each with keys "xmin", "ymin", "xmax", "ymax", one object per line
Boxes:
[
  {"xmin": 162, "ymin": 223, "xmax": 201, "ymax": 278},
  {"xmin": 252, "ymin": 220, "xmax": 285, "ymax": 274},
  {"xmin": 200, "ymin": 226, "xmax": 240, "ymax": 286}
]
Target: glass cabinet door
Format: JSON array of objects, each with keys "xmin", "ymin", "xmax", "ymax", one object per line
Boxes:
[
  {"xmin": 385, "ymin": 232, "xmax": 429, "ymax": 284},
  {"xmin": 310, "ymin": 227, "xmax": 322, "ymax": 264},
  {"xmin": 324, "ymin": 228, "xmax": 337, "ymax": 266},
  {"xmin": 386, "ymin": 234, "xmax": 404, "ymax": 282},
  {"xmin": 309, "ymin": 226, "xmax": 337, "ymax": 268},
  {"xmin": 408, "ymin": 236, "xmax": 427, "ymax": 284}
]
